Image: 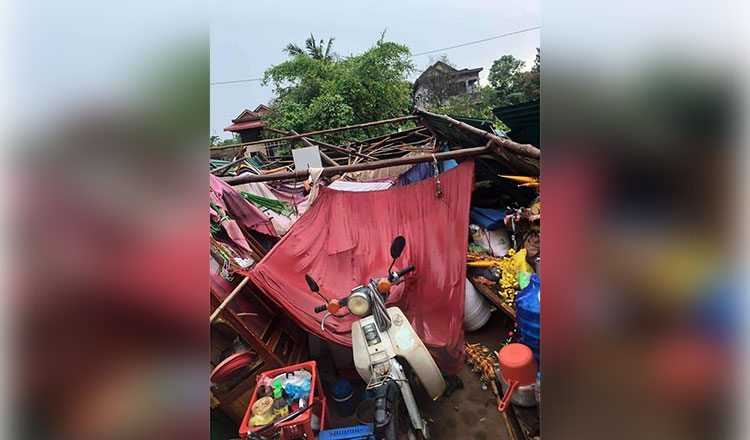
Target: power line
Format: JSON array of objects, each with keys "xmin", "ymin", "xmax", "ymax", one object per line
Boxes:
[
  {"xmin": 210, "ymin": 26, "xmax": 540, "ymax": 86},
  {"xmin": 210, "ymin": 77, "xmax": 263, "ymax": 85},
  {"xmin": 411, "ymin": 26, "xmax": 540, "ymax": 57}
]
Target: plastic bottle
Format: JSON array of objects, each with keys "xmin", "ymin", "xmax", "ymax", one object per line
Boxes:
[
  {"xmin": 257, "ymin": 384, "xmax": 273, "ymax": 399},
  {"xmin": 272, "ymin": 380, "xmax": 289, "ymax": 419}
]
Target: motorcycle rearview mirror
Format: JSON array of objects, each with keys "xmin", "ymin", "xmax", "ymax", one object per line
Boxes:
[
  {"xmin": 305, "ymin": 274, "xmax": 319, "ymax": 292},
  {"xmin": 388, "ymin": 236, "xmax": 406, "ymax": 273},
  {"xmin": 390, "ymin": 236, "xmax": 406, "ymax": 259}
]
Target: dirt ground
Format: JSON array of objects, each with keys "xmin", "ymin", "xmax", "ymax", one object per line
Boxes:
[{"xmin": 324, "ymin": 311, "xmax": 513, "ymax": 439}]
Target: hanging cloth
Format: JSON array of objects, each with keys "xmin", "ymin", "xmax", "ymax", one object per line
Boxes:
[{"xmin": 248, "ymin": 160, "xmax": 476, "ymax": 374}]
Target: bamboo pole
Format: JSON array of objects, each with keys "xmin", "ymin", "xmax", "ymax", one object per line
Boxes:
[
  {"xmin": 209, "ymin": 276, "xmax": 250, "ymax": 324},
  {"xmin": 280, "ymin": 129, "xmax": 339, "ymax": 166},
  {"xmin": 211, "ymin": 130, "xmax": 339, "ymax": 176},
  {"xmin": 351, "ymin": 127, "xmax": 422, "ymax": 149},
  {"xmin": 483, "ymin": 139, "xmax": 540, "ymax": 177},
  {"xmin": 311, "ymin": 138, "xmax": 377, "ymax": 162},
  {"xmin": 415, "ymin": 108, "xmax": 541, "ymax": 159},
  {"xmin": 223, "ymin": 145, "xmax": 489, "ymax": 185},
  {"xmin": 210, "ymin": 115, "xmax": 418, "ymax": 151}
]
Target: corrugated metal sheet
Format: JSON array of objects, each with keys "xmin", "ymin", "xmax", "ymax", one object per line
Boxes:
[
  {"xmin": 493, "ymin": 100, "xmax": 539, "ymax": 147},
  {"xmin": 493, "ymin": 100, "xmax": 539, "ymax": 127}
]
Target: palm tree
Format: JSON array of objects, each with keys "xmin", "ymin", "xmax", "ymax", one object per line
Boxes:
[{"xmin": 284, "ymin": 34, "xmax": 335, "ymax": 62}]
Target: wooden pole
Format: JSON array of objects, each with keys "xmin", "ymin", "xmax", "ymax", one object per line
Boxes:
[
  {"xmin": 484, "ymin": 140, "xmax": 540, "ymax": 177},
  {"xmin": 209, "ymin": 276, "xmax": 250, "ymax": 324},
  {"xmin": 312, "ymin": 138, "xmax": 378, "ymax": 162},
  {"xmin": 210, "ymin": 115, "xmax": 418, "ymax": 151},
  {"xmin": 351, "ymin": 127, "xmax": 422, "ymax": 149},
  {"xmin": 293, "ymin": 131, "xmax": 339, "ymax": 166},
  {"xmin": 223, "ymin": 145, "xmax": 489, "ymax": 185},
  {"xmin": 211, "ymin": 129, "xmax": 339, "ymax": 176},
  {"xmin": 415, "ymin": 108, "xmax": 540, "ymax": 159}
]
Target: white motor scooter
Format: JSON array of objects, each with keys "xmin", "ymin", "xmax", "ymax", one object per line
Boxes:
[{"xmin": 305, "ymin": 236, "xmax": 446, "ymax": 440}]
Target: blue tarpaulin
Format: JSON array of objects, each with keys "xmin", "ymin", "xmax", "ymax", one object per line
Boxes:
[
  {"xmin": 397, "ymin": 162, "xmax": 435, "ymax": 186},
  {"xmin": 469, "ymin": 207, "xmax": 507, "ymax": 230}
]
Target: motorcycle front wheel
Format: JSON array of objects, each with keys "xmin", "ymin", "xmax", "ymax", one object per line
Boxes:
[
  {"xmin": 377, "ymin": 394, "xmax": 428, "ymax": 440},
  {"xmin": 376, "ymin": 391, "xmax": 399, "ymax": 440}
]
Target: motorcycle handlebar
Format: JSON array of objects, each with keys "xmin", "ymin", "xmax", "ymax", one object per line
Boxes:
[
  {"xmin": 397, "ymin": 265, "xmax": 415, "ymax": 277},
  {"xmin": 314, "ymin": 304, "xmax": 327, "ymax": 313}
]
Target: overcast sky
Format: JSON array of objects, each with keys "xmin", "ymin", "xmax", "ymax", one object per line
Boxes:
[{"xmin": 210, "ymin": 0, "xmax": 539, "ymax": 138}]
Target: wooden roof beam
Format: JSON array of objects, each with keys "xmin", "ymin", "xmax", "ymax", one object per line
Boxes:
[
  {"xmin": 223, "ymin": 145, "xmax": 489, "ymax": 185},
  {"xmin": 210, "ymin": 115, "xmax": 418, "ymax": 151}
]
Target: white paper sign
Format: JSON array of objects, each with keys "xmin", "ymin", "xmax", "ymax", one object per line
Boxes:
[{"xmin": 292, "ymin": 146, "xmax": 322, "ymax": 171}]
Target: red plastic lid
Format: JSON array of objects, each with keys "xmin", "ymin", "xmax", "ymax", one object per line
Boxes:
[
  {"xmin": 498, "ymin": 343, "xmax": 537, "ymax": 385},
  {"xmin": 498, "ymin": 343, "xmax": 533, "ymax": 367},
  {"xmin": 210, "ymin": 351, "xmax": 255, "ymax": 384}
]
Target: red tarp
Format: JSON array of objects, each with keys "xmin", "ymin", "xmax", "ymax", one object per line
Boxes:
[{"xmin": 248, "ymin": 160, "xmax": 475, "ymax": 374}]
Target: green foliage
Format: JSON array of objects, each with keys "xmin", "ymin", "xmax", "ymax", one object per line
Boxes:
[
  {"xmin": 284, "ymin": 34, "xmax": 336, "ymax": 62},
  {"xmin": 210, "ymin": 132, "xmax": 241, "ymax": 147},
  {"xmin": 486, "ymin": 50, "xmax": 540, "ymax": 108},
  {"xmin": 430, "ymin": 89, "xmax": 494, "ymax": 120},
  {"xmin": 263, "ymin": 36, "xmax": 415, "ymax": 139}
]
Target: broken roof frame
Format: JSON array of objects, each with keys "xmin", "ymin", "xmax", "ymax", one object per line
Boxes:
[{"xmin": 212, "ymin": 108, "xmax": 540, "ymax": 185}]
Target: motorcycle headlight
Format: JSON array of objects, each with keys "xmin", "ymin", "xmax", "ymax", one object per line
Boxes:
[{"xmin": 347, "ymin": 291, "xmax": 370, "ymax": 316}]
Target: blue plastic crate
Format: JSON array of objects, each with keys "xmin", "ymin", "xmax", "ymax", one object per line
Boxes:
[{"xmin": 318, "ymin": 425, "xmax": 375, "ymax": 440}]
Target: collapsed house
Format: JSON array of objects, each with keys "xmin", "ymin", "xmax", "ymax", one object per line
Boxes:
[{"xmin": 210, "ymin": 107, "xmax": 541, "ymax": 439}]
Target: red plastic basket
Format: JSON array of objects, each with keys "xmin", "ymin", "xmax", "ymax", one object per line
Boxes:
[{"xmin": 239, "ymin": 360, "xmax": 327, "ymax": 439}]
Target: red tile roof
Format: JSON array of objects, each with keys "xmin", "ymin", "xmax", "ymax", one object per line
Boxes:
[{"xmin": 223, "ymin": 120, "xmax": 265, "ymax": 132}]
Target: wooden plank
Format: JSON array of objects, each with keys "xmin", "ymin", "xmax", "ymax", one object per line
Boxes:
[
  {"xmin": 501, "ymin": 408, "xmax": 525, "ymax": 440},
  {"xmin": 210, "ymin": 289, "xmax": 284, "ymax": 368},
  {"xmin": 215, "ymin": 357, "xmax": 265, "ymax": 405},
  {"xmin": 469, "ymin": 278, "xmax": 516, "ymax": 320},
  {"xmin": 512, "ymin": 404, "xmax": 540, "ymax": 440},
  {"xmin": 210, "ymin": 276, "xmax": 250, "ymax": 323}
]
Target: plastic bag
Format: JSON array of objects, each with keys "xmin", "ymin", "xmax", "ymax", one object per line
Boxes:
[
  {"xmin": 470, "ymin": 224, "xmax": 511, "ymax": 257},
  {"xmin": 270, "ymin": 369, "xmax": 311, "ymax": 388},
  {"xmin": 285, "ymin": 378, "xmax": 311, "ymax": 402},
  {"xmin": 512, "ymin": 249, "xmax": 534, "ymax": 289}
]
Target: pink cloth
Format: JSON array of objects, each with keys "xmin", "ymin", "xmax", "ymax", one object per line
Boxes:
[
  {"xmin": 210, "ymin": 175, "xmax": 277, "ymax": 256},
  {"xmin": 248, "ymin": 160, "xmax": 475, "ymax": 373},
  {"xmin": 234, "ymin": 181, "xmax": 309, "ymax": 236}
]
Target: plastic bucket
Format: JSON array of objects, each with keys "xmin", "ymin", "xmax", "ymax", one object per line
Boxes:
[
  {"xmin": 331, "ymin": 378, "xmax": 356, "ymax": 417},
  {"xmin": 355, "ymin": 398, "xmax": 375, "ymax": 425},
  {"xmin": 464, "ymin": 279, "xmax": 491, "ymax": 332}
]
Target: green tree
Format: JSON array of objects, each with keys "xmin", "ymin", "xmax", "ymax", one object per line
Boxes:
[
  {"xmin": 487, "ymin": 55, "xmax": 527, "ymax": 106},
  {"xmin": 222, "ymin": 133, "xmax": 241, "ymax": 145},
  {"xmin": 486, "ymin": 50, "xmax": 540, "ymax": 108},
  {"xmin": 210, "ymin": 133, "xmax": 241, "ymax": 147},
  {"xmin": 284, "ymin": 34, "xmax": 336, "ymax": 62},
  {"xmin": 430, "ymin": 91, "xmax": 493, "ymax": 120},
  {"xmin": 263, "ymin": 35, "xmax": 415, "ymax": 139}
]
